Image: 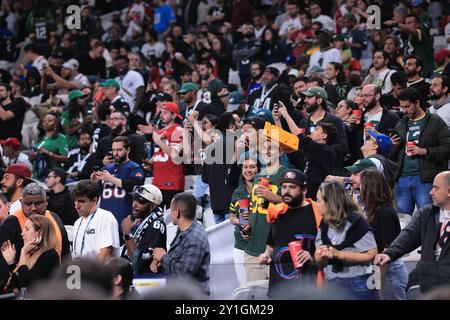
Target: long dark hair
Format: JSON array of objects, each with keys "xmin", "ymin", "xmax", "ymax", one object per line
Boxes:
[
  {"xmin": 360, "ymin": 168, "xmax": 395, "ymax": 223},
  {"xmin": 329, "ymin": 62, "xmax": 346, "ymax": 84}
]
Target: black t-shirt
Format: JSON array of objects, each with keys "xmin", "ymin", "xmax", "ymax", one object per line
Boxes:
[
  {"xmin": 370, "ymin": 206, "xmax": 401, "ymax": 253},
  {"xmin": 78, "ymin": 53, "xmax": 107, "ymax": 78},
  {"xmin": 266, "ymin": 204, "xmax": 318, "ymax": 298},
  {"xmin": 47, "ymin": 188, "xmax": 80, "ymax": 226},
  {"xmin": 0, "ymin": 99, "xmax": 27, "ymax": 141},
  {"xmin": 409, "ymin": 79, "xmax": 430, "ymax": 110},
  {"xmin": 173, "ymin": 40, "xmax": 196, "ymax": 76}
]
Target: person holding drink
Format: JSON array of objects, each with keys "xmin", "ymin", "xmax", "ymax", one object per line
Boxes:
[
  {"xmin": 229, "ymin": 152, "xmax": 259, "ymax": 285},
  {"xmin": 259, "ymin": 169, "xmax": 322, "ymax": 298}
]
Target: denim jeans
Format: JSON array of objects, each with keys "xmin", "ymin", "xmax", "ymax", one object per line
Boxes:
[
  {"xmin": 214, "ymin": 213, "xmax": 231, "ymax": 224},
  {"xmin": 381, "ymin": 260, "xmax": 408, "ymax": 300},
  {"xmin": 327, "ymin": 275, "xmax": 379, "ymax": 300},
  {"xmin": 395, "ymin": 175, "xmax": 432, "ymax": 215}
]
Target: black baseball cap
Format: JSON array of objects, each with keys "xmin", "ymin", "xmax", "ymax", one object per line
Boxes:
[{"xmin": 279, "ymin": 169, "xmax": 307, "ymax": 187}]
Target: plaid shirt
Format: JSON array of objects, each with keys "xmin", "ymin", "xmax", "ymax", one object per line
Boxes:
[{"xmin": 161, "ymin": 221, "xmax": 210, "ymax": 296}]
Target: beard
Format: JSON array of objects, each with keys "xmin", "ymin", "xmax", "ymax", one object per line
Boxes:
[
  {"xmin": 283, "ymin": 191, "xmax": 304, "ymax": 207},
  {"xmin": 429, "ymin": 92, "xmax": 443, "ymax": 100},
  {"xmin": 3, "ymin": 184, "xmax": 17, "ymax": 201},
  {"xmin": 111, "ymin": 123, "xmax": 124, "ymax": 135},
  {"xmin": 306, "ymin": 103, "xmax": 319, "ymax": 113},
  {"xmin": 364, "ymin": 98, "xmax": 377, "ymax": 110},
  {"xmin": 115, "ymin": 154, "xmax": 127, "ymax": 164}
]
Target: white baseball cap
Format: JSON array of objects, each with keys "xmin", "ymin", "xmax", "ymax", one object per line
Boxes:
[{"xmin": 131, "ymin": 184, "xmax": 163, "ymax": 206}]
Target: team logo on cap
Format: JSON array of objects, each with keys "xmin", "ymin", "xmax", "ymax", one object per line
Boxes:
[{"xmin": 284, "ymin": 171, "xmax": 295, "ymax": 179}]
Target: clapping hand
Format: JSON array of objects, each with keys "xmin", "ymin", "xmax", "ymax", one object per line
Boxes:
[{"xmin": 1, "ymin": 240, "xmax": 16, "ymax": 266}]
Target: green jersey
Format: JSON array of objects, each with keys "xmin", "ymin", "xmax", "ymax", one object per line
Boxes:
[
  {"xmin": 229, "ymin": 185, "xmax": 251, "ymax": 251},
  {"xmin": 245, "ymin": 166, "xmax": 288, "ymax": 257},
  {"xmin": 401, "ymin": 117, "xmax": 426, "ymax": 177}
]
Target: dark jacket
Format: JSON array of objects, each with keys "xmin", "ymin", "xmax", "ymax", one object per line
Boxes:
[
  {"xmin": 47, "ymin": 187, "xmax": 79, "ymax": 225},
  {"xmin": 202, "ymin": 135, "xmax": 235, "ymax": 214},
  {"xmin": 299, "ymin": 112, "xmax": 348, "ymax": 175},
  {"xmin": 385, "ymin": 205, "xmax": 450, "ymax": 293},
  {"xmin": 390, "ymin": 112, "xmax": 450, "ymax": 183},
  {"xmin": 296, "ymin": 134, "xmax": 336, "ymax": 200}
]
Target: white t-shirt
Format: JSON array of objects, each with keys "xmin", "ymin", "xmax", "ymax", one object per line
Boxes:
[
  {"xmin": 141, "ymin": 42, "xmax": 166, "ymax": 59},
  {"xmin": 74, "ymin": 73, "xmax": 90, "ymax": 87},
  {"xmin": 32, "ymin": 56, "xmax": 48, "ymax": 73},
  {"xmin": 309, "ymin": 48, "xmax": 342, "ymax": 69},
  {"xmin": 312, "ymin": 15, "xmax": 335, "ymax": 33},
  {"xmin": 429, "ymin": 102, "xmax": 450, "ymax": 129},
  {"xmin": 363, "ymin": 110, "xmax": 383, "ymax": 140},
  {"xmin": 116, "ymin": 70, "xmax": 145, "ymax": 113},
  {"xmin": 72, "ymin": 208, "xmax": 120, "ymax": 259},
  {"xmin": 2, "ymin": 153, "xmax": 33, "ymax": 170},
  {"xmin": 279, "ymin": 16, "xmax": 302, "ymax": 37},
  {"xmin": 9, "ymin": 199, "xmax": 21, "ymax": 215},
  {"xmin": 365, "ymin": 68, "xmax": 394, "ymax": 95}
]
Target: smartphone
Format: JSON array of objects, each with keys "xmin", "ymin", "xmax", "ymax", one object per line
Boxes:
[
  {"xmin": 387, "ymin": 128, "xmax": 398, "ymax": 136},
  {"xmin": 273, "ymin": 102, "xmax": 280, "ymax": 111},
  {"xmin": 92, "ymin": 165, "xmax": 101, "ymax": 172}
]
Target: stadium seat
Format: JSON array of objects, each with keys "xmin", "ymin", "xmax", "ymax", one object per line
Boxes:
[
  {"xmin": 398, "ymin": 213, "xmax": 412, "ymax": 230},
  {"xmin": 232, "ymin": 280, "xmax": 269, "ymax": 300}
]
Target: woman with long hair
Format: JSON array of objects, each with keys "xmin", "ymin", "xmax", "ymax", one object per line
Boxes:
[
  {"xmin": 106, "ymin": 257, "xmax": 135, "ymax": 300},
  {"xmin": 383, "ymin": 35, "xmax": 403, "ymax": 71},
  {"xmin": 326, "ymin": 62, "xmax": 351, "ymax": 101},
  {"xmin": 229, "ymin": 152, "xmax": 259, "ymax": 285},
  {"xmin": 314, "ymin": 181, "xmax": 378, "ymax": 300},
  {"xmin": 210, "ymin": 36, "xmax": 232, "ymax": 83},
  {"xmin": 360, "ymin": 168, "xmax": 407, "ymax": 300},
  {"xmin": 1, "ymin": 215, "xmax": 60, "ymax": 292},
  {"xmin": 261, "ymin": 27, "xmax": 289, "ymax": 67},
  {"xmin": 61, "ymin": 90, "xmax": 92, "ymax": 150}
]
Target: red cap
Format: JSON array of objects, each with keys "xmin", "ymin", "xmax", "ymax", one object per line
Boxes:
[
  {"xmin": 435, "ymin": 48, "xmax": 450, "ymax": 64},
  {"xmin": 161, "ymin": 102, "xmax": 183, "ymax": 119},
  {"xmin": 5, "ymin": 164, "xmax": 32, "ymax": 179},
  {"xmin": 0, "ymin": 138, "xmax": 21, "ymax": 150}
]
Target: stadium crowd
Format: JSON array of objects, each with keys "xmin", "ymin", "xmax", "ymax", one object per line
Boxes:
[{"xmin": 0, "ymin": 0, "xmax": 450, "ymax": 300}]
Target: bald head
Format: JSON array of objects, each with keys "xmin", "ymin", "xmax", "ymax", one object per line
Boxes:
[{"xmin": 430, "ymin": 171, "xmax": 450, "ymax": 209}]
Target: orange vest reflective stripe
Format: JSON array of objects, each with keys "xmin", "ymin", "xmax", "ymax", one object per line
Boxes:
[{"xmin": 12, "ymin": 209, "xmax": 63, "ymax": 257}]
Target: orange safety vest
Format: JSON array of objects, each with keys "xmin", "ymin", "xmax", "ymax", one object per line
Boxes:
[
  {"xmin": 266, "ymin": 198, "xmax": 325, "ymax": 288},
  {"xmin": 12, "ymin": 209, "xmax": 63, "ymax": 258}
]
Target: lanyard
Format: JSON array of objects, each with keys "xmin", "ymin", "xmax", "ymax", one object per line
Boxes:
[
  {"xmin": 259, "ymin": 84, "xmax": 278, "ymax": 108},
  {"xmin": 73, "ymin": 208, "xmax": 98, "ymax": 256}
]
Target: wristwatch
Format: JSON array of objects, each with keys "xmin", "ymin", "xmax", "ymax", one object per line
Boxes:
[{"xmin": 123, "ymin": 234, "xmax": 132, "ymax": 241}]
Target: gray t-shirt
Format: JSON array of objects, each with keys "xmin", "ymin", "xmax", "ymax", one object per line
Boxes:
[{"xmin": 315, "ymin": 221, "xmax": 377, "ymax": 280}]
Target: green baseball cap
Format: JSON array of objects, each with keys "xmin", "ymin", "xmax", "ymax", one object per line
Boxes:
[
  {"xmin": 68, "ymin": 90, "xmax": 85, "ymax": 101},
  {"xmin": 100, "ymin": 79, "xmax": 120, "ymax": 90},
  {"xmin": 178, "ymin": 82, "xmax": 198, "ymax": 94},
  {"xmin": 344, "ymin": 158, "xmax": 377, "ymax": 173},
  {"xmin": 303, "ymin": 86, "xmax": 328, "ymax": 100}
]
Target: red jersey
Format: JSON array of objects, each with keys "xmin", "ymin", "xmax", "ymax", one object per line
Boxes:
[{"xmin": 152, "ymin": 123, "xmax": 185, "ymax": 191}]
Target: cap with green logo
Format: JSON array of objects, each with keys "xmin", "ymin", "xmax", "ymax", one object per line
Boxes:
[
  {"xmin": 178, "ymin": 82, "xmax": 198, "ymax": 94},
  {"xmin": 68, "ymin": 90, "xmax": 85, "ymax": 101},
  {"xmin": 303, "ymin": 86, "xmax": 328, "ymax": 100},
  {"xmin": 100, "ymin": 79, "xmax": 120, "ymax": 90},
  {"xmin": 344, "ymin": 158, "xmax": 377, "ymax": 173}
]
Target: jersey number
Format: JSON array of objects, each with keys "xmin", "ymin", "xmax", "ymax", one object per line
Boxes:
[{"xmin": 102, "ymin": 182, "xmax": 126, "ymax": 199}]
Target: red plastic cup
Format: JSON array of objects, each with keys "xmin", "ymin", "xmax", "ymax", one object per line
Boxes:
[
  {"xmin": 364, "ymin": 122, "xmax": 374, "ymax": 129},
  {"xmin": 95, "ymin": 91, "xmax": 104, "ymax": 102},
  {"xmin": 288, "ymin": 241, "xmax": 303, "ymax": 269},
  {"xmin": 406, "ymin": 141, "xmax": 417, "ymax": 157},
  {"xmin": 238, "ymin": 199, "xmax": 250, "ymax": 225},
  {"xmin": 258, "ymin": 177, "xmax": 269, "ymax": 188},
  {"xmin": 299, "ymin": 128, "xmax": 305, "ymax": 135},
  {"xmin": 352, "ymin": 109, "xmax": 362, "ymax": 124}
]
